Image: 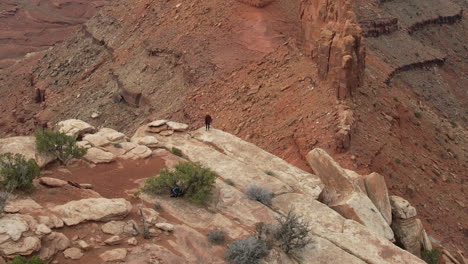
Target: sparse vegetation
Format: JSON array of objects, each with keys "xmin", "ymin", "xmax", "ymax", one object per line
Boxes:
[
  {"xmin": 0, "ymin": 190, "xmax": 11, "ymax": 213},
  {"xmin": 35, "ymin": 129, "xmax": 86, "ymax": 165},
  {"xmin": 142, "ymin": 162, "xmax": 216, "ymax": 205},
  {"xmin": 7, "ymin": 256, "xmax": 45, "ymax": 264},
  {"xmin": 275, "ymin": 210, "xmax": 312, "ymax": 254},
  {"xmin": 450, "ymin": 121, "xmax": 458, "ymax": 128},
  {"xmin": 0, "ymin": 153, "xmax": 40, "ymax": 193},
  {"xmin": 208, "ymin": 229, "xmax": 226, "ymax": 245},
  {"xmin": 414, "ymin": 112, "xmax": 422, "ymax": 119},
  {"xmin": 225, "ymin": 237, "xmax": 270, "ymax": 264},
  {"xmin": 224, "ymin": 178, "xmax": 235, "ymax": 186},
  {"xmin": 264, "ymin": 170, "xmax": 275, "ymax": 176},
  {"xmin": 421, "ymin": 249, "xmax": 440, "ymax": 264},
  {"xmin": 171, "ymin": 147, "xmax": 183, "ymax": 157},
  {"xmin": 395, "ymin": 158, "xmax": 401, "ymax": 164},
  {"xmin": 246, "ymin": 184, "xmax": 274, "ymax": 206}
]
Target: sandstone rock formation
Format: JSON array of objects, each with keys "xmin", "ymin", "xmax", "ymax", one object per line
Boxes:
[
  {"xmin": 306, "ymin": 148, "xmax": 394, "ymax": 241},
  {"xmin": 57, "ymin": 119, "xmax": 95, "ymax": 137},
  {"xmin": 0, "ymin": 137, "xmax": 55, "ymax": 168},
  {"xmin": 51, "ymin": 198, "xmax": 132, "ymax": 226}
]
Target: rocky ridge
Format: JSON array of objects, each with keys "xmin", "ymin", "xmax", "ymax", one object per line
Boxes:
[{"xmin": 0, "ymin": 119, "xmax": 449, "ymax": 263}]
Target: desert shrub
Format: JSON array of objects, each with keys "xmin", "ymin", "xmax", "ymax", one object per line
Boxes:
[
  {"xmin": 207, "ymin": 229, "xmax": 226, "ymax": 245},
  {"xmin": 246, "ymin": 184, "xmax": 274, "ymax": 206},
  {"xmin": 0, "ymin": 190, "xmax": 11, "ymax": 213},
  {"xmin": 171, "ymin": 147, "xmax": 183, "ymax": 157},
  {"xmin": 414, "ymin": 112, "xmax": 422, "ymax": 119},
  {"xmin": 0, "ymin": 153, "xmax": 40, "ymax": 192},
  {"xmin": 421, "ymin": 249, "xmax": 440, "ymax": 264},
  {"xmin": 224, "ymin": 178, "xmax": 235, "ymax": 186},
  {"xmin": 7, "ymin": 256, "xmax": 45, "ymax": 264},
  {"xmin": 142, "ymin": 162, "xmax": 216, "ymax": 205},
  {"xmin": 275, "ymin": 210, "xmax": 312, "ymax": 254},
  {"xmin": 35, "ymin": 129, "xmax": 86, "ymax": 165},
  {"xmin": 225, "ymin": 237, "xmax": 270, "ymax": 264},
  {"xmin": 264, "ymin": 170, "xmax": 275, "ymax": 176}
]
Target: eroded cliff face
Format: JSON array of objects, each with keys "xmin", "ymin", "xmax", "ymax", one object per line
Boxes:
[{"xmin": 300, "ymin": 0, "xmax": 366, "ymax": 100}]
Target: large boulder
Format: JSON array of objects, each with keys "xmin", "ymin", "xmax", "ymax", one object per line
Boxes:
[
  {"xmin": 307, "ymin": 149, "xmax": 394, "ymax": 241},
  {"xmin": 363, "ymin": 172, "xmax": 392, "ymax": 225},
  {"xmin": 0, "ymin": 214, "xmax": 42, "ymax": 257},
  {"xmin": 83, "ymin": 147, "xmax": 116, "ymax": 164},
  {"xmin": 57, "ymin": 119, "xmax": 95, "ymax": 137},
  {"xmin": 0, "ymin": 136, "xmax": 55, "ymax": 168},
  {"xmin": 51, "ymin": 198, "xmax": 132, "ymax": 226},
  {"xmin": 39, "ymin": 232, "xmax": 70, "ymax": 260},
  {"xmin": 390, "ymin": 196, "xmax": 423, "ymax": 256}
]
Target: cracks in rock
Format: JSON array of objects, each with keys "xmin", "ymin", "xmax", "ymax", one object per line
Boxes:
[
  {"xmin": 313, "ymin": 233, "xmax": 374, "ymax": 264},
  {"xmin": 325, "ymin": 32, "xmax": 336, "ymax": 77}
]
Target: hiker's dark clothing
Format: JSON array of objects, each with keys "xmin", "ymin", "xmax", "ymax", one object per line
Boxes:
[
  {"xmin": 205, "ymin": 115, "xmax": 212, "ymax": 131},
  {"xmin": 170, "ymin": 186, "xmax": 183, "ymax": 198}
]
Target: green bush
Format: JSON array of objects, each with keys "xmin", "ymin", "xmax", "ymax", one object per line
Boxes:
[
  {"xmin": 275, "ymin": 210, "xmax": 312, "ymax": 254},
  {"xmin": 225, "ymin": 237, "xmax": 270, "ymax": 264},
  {"xmin": 35, "ymin": 129, "xmax": 86, "ymax": 165},
  {"xmin": 207, "ymin": 228, "xmax": 226, "ymax": 245},
  {"xmin": 246, "ymin": 184, "xmax": 274, "ymax": 206},
  {"xmin": 421, "ymin": 249, "xmax": 440, "ymax": 264},
  {"xmin": 7, "ymin": 256, "xmax": 45, "ymax": 264},
  {"xmin": 0, "ymin": 190, "xmax": 11, "ymax": 213},
  {"xmin": 171, "ymin": 147, "xmax": 183, "ymax": 157},
  {"xmin": 142, "ymin": 162, "xmax": 216, "ymax": 205},
  {"xmin": 0, "ymin": 153, "xmax": 40, "ymax": 193}
]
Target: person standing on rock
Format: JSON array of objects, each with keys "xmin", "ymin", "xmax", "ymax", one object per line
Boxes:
[{"xmin": 205, "ymin": 114, "xmax": 212, "ymax": 131}]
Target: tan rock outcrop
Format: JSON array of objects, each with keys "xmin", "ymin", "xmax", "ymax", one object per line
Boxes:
[
  {"xmin": 364, "ymin": 172, "xmax": 392, "ymax": 225},
  {"xmin": 307, "ymin": 148, "xmax": 394, "ymax": 241},
  {"xmin": 51, "ymin": 198, "xmax": 132, "ymax": 226},
  {"xmin": 39, "ymin": 232, "xmax": 70, "ymax": 260},
  {"xmin": 57, "ymin": 119, "xmax": 95, "ymax": 137},
  {"xmin": 83, "ymin": 147, "xmax": 116, "ymax": 164},
  {"xmin": 390, "ymin": 196, "xmax": 424, "ymax": 257},
  {"xmin": 99, "ymin": 248, "xmax": 127, "ymax": 262},
  {"xmin": 0, "ymin": 136, "xmax": 55, "ymax": 168},
  {"xmin": 39, "ymin": 177, "xmax": 68, "ymax": 188},
  {"xmin": 300, "ymin": 0, "xmax": 365, "ymax": 99},
  {"xmin": 63, "ymin": 247, "xmax": 83, "ymax": 260}
]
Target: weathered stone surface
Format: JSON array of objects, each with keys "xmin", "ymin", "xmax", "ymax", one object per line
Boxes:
[
  {"xmin": 52, "ymin": 198, "xmax": 132, "ymax": 226},
  {"xmin": 35, "ymin": 224, "xmax": 51, "ymax": 236},
  {"xmin": 306, "ymin": 148, "xmax": 354, "ymax": 204},
  {"xmin": 274, "ymin": 193, "xmax": 425, "ymax": 264},
  {"xmin": 76, "ymin": 141, "xmax": 92, "ymax": 149},
  {"xmin": 0, "ymin": 236, "xmax": 41, "ymax": 256},
  {"xmin": 132, "ymin": 136, "xmax": 159, "ymax": 147},
  {"xmin": 0, "ymin": 214, "xmax": 31, "ymax": 241},
  {"xmin": 421, "ymin": 229, "xmax": 432, "ymax": 251},
  {"xmin": 148, "ymin": 120, "xmax": 168, "ymax": 127},
  {"xmin": 127, "ymin": 237, "xmax": 137, "ymax": 246},
  {"xmin": 77, "ymin": 240, "xmax": 90, "ymax": 250},
  {"xmin": 364, "ymin": 172, "xmax": 392, "ymax": 225},
  {"xmin": 97, "ymin": 128, "xmax": 126, "ymax": 143},
  {"xmin": 38, "ymin": 215, "xmax": 64, "ymax": 229},
  {"xmin": 63, "ymin": 247, "xmax": 83, "ymax": 260},
  {"xmin": 39, "ymin": 177, "xmax": 68, "ymax": 188},
  {"xmin": 82, "ymin": 134, "xmax": 110, "ymax": 147},
  {"xmin": 307, "ymin": 148, "xmax": 394, "ymax": 241},
  {"xmin": 57, "ymin": 119, "xmax": 95, "ymax": 137},
  {"xmin": 0, "ymin": 136, "xmax": 55, "ymax": 168},
  {"xmin": 101, "ymin": 221, "xmax": 126, "ymax": 235},
  {"xmin": 104, "ymin": 236, "xmax": 122, "ymax": 245},
  {"xmin": 120, "ymin": 145, "xmax": 152, "ymax": 159},
  {"xmin": 83, "ymin": 147, "xmax": 116, "ymax": 164},
  {"xmin": 390, "ymin": 196, "xmax": 417, "ymax": 219},
  {"xmin": 99, "ymin": 248, "xmax": 127, "ymax": 262},
  {"xmin": 125, "ymin": 244, "xmax": 185, "ymax": 263},
  {"xmin": 39, "ymin": 232, "xmax": 70, "ymax": 260},
  {"xmin": 166, "ymin": 121, "xmax": 189, "ymax": 131},
  {"xmin": 4, "ymin": 199, "xmax": 42, "ymax": 214},
  {"xmin": 155, "ymin": 223, "xmax": 174, "ymax": 232}
]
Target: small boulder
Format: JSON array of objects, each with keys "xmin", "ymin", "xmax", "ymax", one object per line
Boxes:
[
  {"xmin": 83, "ymin": 148, "xmax": 116, "ymax": 164},
  {"xmin": 82, "ymin": 134, "xmax": 111, "ymax": 147},
  {"xmin": 4, "ymin": 199, "xmax": 42, "ymax": 214},
  {"xmin": 52, "ymin": 198, "xmax": 132, "ymax": 226},
  {"xmin": 133, "ymin": 136, "xmax": 159, "ymax": 147},
  {"xmin": 127, "ymin": 237, "xmax": 137, "ymax": 246},
  {"xmin": 148, "ymin": 120, "xmax": 168, "ymax": 127},
  {"xmin": 166, "ymin": 121, "xmax": 188, "ymax": 132},
  {"xmin": 159, "ymin": 130, "xmax": 174, "ymax": 137},
  {"xmin": 155, "ymin": 223, "xmax": 174, "ymax": 232},
  {"xmin": 57, "ymin": 119, "xmax": 95, "ymax": 137},
  {"xmin": 77, "ymin": 240, "xmax": 91, "ymax": 251},
  {"xmin": 38, "ymin": 215, "xmax": 64, "ymax": 229},
  {"xmin": 390, "ymin": 196, "xmax": 417, "ymax": 219},
  {"xmin": 63, "ymin": 247, "xmax": 83, "ymax": 260},
  {"xmin": 35, "ymin": 224, "xmax": 51, "ymax": 236},
  {"xmin": 39, "ymin": 177, "xmax": 68, "ymax": 188},
  {"xmin": 104, "ymin": 236, "xmax": 122, "ymax": 245},
  {"xmin": 99, "ymin": 248, "xmax": 127, "ymax": 262},
  {"xmin": 39, "ymin": 232, "xmax": 70, "ymax": 260}
]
